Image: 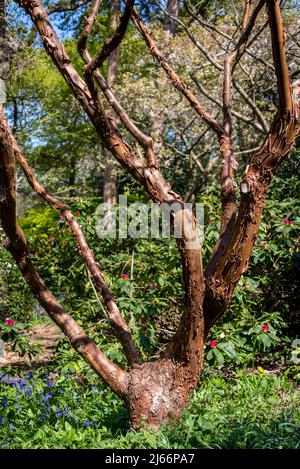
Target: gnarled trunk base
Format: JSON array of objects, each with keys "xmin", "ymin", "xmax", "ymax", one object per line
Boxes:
[{"xmin": 126, "ymin": 359, "xmax": 199, "ymax": 429}]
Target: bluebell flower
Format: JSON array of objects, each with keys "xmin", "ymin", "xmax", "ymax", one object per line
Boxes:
[
  {"xmin": 55, "ymin": 406, "xmax": 64, "ymax": 418},
  {"xmin": 34, "ymin": 304, "xmax": 45, "ymax": 315},
  {"xmin": 82, "ymin": 421, "xmax": 92, "ymax": 427},
  {"xmin": 1, "ymin": 396, "xmax": 7, "ymax": 408},
  {"xmin": 25, "ymin": 385, "xmax": 34, "ymax": 397},
  {"xmin": 18, "ymin": 378, "xmax": 26, "ymax": 391},
  {"xmin": 0, "ymin": 374, "xmax": 14, "ymax": 385},
  {"xmin": 42, "ymin": 393, "xmax": 52, "ymax": 402},
  {"xmin": 83, "ymin": 419, "xmax": 96, "ymax": 427}
]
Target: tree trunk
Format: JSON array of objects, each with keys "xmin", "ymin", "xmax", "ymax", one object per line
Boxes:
[
  {"xmin": 107, "ymin": 0, "xmax": 120, "ymax": 86},
  {"xmin": 126, "ymin": 360, "xmax": 195, "ymax": 429},
  {"xmin": 164, "ymin": 0, "xmax": 179, "ymax": 36}
]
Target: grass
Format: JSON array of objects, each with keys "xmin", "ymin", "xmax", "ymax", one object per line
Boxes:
[{"xmin": 0, "ymin": 366, "xmax": 299, "ymax": 449}]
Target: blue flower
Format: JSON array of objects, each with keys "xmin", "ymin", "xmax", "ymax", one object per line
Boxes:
[
  {"xmin": 26, "ymin": 385, "xmax": 34, "ymax": 397},
  {"xmin": 1, "ymin": 396, "xmax": 7, "ymax": 408},
  {"xmin": 55, "ymin": 406, "xmax": 64, "ymax": 418},
  {"xmin": 82, "ymin": 419, "xmax": 96, "ymax": 427},
  {"xmin": 42, "ymin": 393, "xmax": 52, "ymax": 402},
  {"xmin": 18, "ymin": 378, "xmax": 26, "ymax": 391},
  {"xmin": 82, "ymin": 421, "xmax": 92, "ymax": 427}
]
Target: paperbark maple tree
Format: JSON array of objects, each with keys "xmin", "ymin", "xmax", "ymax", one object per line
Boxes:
[{"xmin": 0, "ymin": 0, "xmax": 299, "ymax": 428}]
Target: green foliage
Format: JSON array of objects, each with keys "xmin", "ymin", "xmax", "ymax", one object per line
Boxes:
[
  {"xmin": 1, "ymin": 157, "xmax": 296, "ymax": 368},
  {"xmin": 0, "ymin": 369, "xmax": 299, "ymax": 448},
  {"xmin": 0, "ymin": 245, "xmax": 35, "ymax": 323}
]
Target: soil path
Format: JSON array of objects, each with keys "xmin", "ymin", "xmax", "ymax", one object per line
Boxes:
[{"xmin": 0, "ymin": 322, "xmax": 61, "ymax": 368}]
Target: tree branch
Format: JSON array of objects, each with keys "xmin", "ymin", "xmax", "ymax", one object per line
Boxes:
[
  {"xmin": 204, "ymin": 78, "xmax": 300, "ymax": 331},
  {"xmin": 77, "ymin": 0, "xmax": 156, "ymax": 166},
  {"xmin": 131, "ymin": 7, "xmax": 224, "ymax": 137},
  {"xmin": 267, "ymin": 0, "xmax": 292, "ymax": 115},
  {"xmin": 0, "ymin": 109, "xmax": 128, "ymax": 396},
  {"xmin": 10, "ymin": 135, "xmax": 140, "ymax": 366},
  {"xmin": 84, "ymin": 0, "xmax": 134, "ymax": 76},
  {"xmin": 48, "ymin": 0, "xmax": 89, "ymax": 14}
]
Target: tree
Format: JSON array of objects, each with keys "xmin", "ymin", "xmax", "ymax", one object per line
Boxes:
[{"xmin": 0, "ymin": 0, "xmax": 299, "ymax": 428}]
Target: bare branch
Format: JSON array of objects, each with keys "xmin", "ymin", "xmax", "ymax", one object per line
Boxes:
[
  {"xmin": 191, "ymin": 74, "xmax": 265, "ymax": 133},
  {"xmin": 77, "ymin": 0, "xmax": 155, "ymax": 166},
  {"xmin": 48, "ymin": 0, "xmax": 89, "ymax": 14},
  {"xmin": 156, "ymin": 0, "xmax": 269, "ymax": 134},
  {"xmin": 242, "ymin": 0, "xmax": 252, "ymax": 32},
  {"xmin": 233, "ymin": 78, "xmax": 269, "ymax": 133},
  {"xmin": 85, "ymin": 0, "xmax": 134, "ymax": 76},
  {"xmin": 77, "ymin": 0, "xmax": 102, "ymax": 62},
  {"xmin": 131, "ymin": 7, "xmax": 224, "ymax": 137},
  {"xmin": 0, "ymin": 109, "xmax": 128, "ymax": 396},
  {"xmin": 12, "ymin": 140, "xmax": 141, "ymax": 365}
]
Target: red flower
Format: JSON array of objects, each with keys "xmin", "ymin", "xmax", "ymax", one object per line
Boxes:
[
  {"xmin": 75, "ymin": 210, "xmax": 81, "ymax": 216},
  {"xmin": 283, "ymin": 219, "xmax": 293, "ymax": 225},
  {"xmin": 261, "ymin": 324, "xmax": 270, "ymax": 332},
  {"xmin": 5, "ymin": 319, "xmax": 15, "ymax": 326},
  {"xmin": 261, "ymin": 242, "xmax": 266, "ymax": 250},
  {"xmin": 59, "ymin": 215, "xmax": 65, "ymax": 221},
  {"xmin": 121, "ymin": 274, "xmax": 129, "ymax": 280},
  {"xmin": 210, "ymin": 340, "xmax": 218, "ymax": 347}
]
